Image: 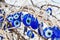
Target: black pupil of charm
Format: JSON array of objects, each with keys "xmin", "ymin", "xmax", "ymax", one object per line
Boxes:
[
  {"xmin": 27, "ymin": 19, "xmax": 30, "ymax": 23},
  {"xmin": 16, "ymin": 22, "xmax": 18, "ymax": 25},
  {"xmin": 48, "ymin": 32, "xmax": 51, "ymax": 35},
  {"xmin": 16, "ymin": 16, "xmax": 17, "ymax": 17},
  {"xmin": 10, "ymin": 18, "xmax": 12, "ymax": 20}
]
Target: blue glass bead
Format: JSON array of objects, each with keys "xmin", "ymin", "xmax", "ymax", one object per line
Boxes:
[
  {"xmin": 38, "ymin": 28, "xmax": 42, "ymax": 36},
  {"xmin": 31, "ymin": 18, "xmax": 39, "ymax": 29},
  {"xmin": 52, "ymin": 26, "xmax": 60, "ymax": 38},
  {"xmin": 12, "ymin": 20, "xmax": 21, "ymax": 28},
  {"xmin": 7, "ymin": 15, "xmax": 14, "ymax": 22},
  {"xmin": 43, "ymin": 27, "xmax": 53, "ymax": 38},
  {"xmin": 46, "ymin": 8, "xmax": 52, "ymax": 15},
  {"xmin": 13, "ymin": 13, "xmax": 20, "ymax": 20},
  {"xmin": 22, "ymin": 14, "xmax": 34, "ymax": 26},
  {"xmin": 27, "ymin": 30, "xmax": 34, "ymax": 38},
  {"xmin": 0, "ymin": 9, "xmax": 2, "ymax": 13},
  {"xmin": 19, "ymin": 12, "xmax": 23, "ymax": 21},
  {"xmin": 0, "ymin": 16, "xmax": 4, "ymax": 22},
  {"xmin": 52, "ymin": 38, "xmax": 60, "ymax": 40},
  {"xmin": 24, "ymin": 27, "xmax": 27, "ymax": 33}
]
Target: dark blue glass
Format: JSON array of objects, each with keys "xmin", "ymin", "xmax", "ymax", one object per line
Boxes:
[
  {"xmin": 46, "ymin": 8, "xmax": 52, "ymax": 15},
  {"xmin": 24, "ymin": 27, "xmax": 27, "ymax": 34},
  {"xmin": 0, "ymin": 9, "xmax": 5, "ymax": 15},
  {"xmin": 27, "ymin": 30, "xmax": 34, "ymax": 38},
  {"xmin": 31, "ymin": 18, "xmax": 39, "ymax": 29},
  {"xmin": 52, "ymin": 26, "xmax": 60, "ymax": 38},
  {"xmin": 0, "ymin": 16, "xmax": 4, "ymax": 22},
  {"xmin": 38, "ymin": 28, "xmax": 42, "ymax": 36}
]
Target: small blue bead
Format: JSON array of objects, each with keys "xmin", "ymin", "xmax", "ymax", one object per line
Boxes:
[
  {"xmin": 0, "ymin": 16, "xmax": 4, "ymax": 22},
  {"xmin": 24, "ymin": 27, "xmax": 27, "ymax": 33},
  {"xmin": 13, "ymin": 13, "xmax": 20, "ymax": 20},
  {"xmin": 46, "ymin": 8, "xmax": 52, "ymax": 15},
  {"xmin": 27, "ymin": 30, "xmax": 34, "ymax": 38},
  {"xmin": 40, "ymin": 22, "xmax": 43, "ymax": 27},
  {"xmin": 7, "ymin": 15, "xmax": 14, "ymax": 22}
]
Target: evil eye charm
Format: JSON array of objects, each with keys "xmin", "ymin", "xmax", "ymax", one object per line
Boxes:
[
  {"xmin": 0, "ymin": 16, "xmax": 4, "ymax": 22},
  {"xmin": 12, "ymin": 20, "xmax": 21, "ymax": 28},
  {"xmin": 22, "ymin": 14, "xmax": 33, "ymax": 26},
  {"xmin": 7, "ymin": 15, "xmax": 13, "ymax": 22},
  {"xmin": 43, "ymin": 27, "xmax": 53, "ymax": 38},
  {"xmin": 13, "ymin": 13, "xmax": 20, "ymax": 20},
  {"xmin": 27, "ymin": 30, "xmax": 34, "ymax": 38},
  {"xmin": 31, "ymin": 18, "xmax": 39, "ymax": 29}
]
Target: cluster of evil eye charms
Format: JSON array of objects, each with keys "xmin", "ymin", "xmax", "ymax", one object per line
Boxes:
[
  {"xmin": 38, "ymin": 26, "xmax": 60, "ymax": 40},
  {"xmin": 0, "ymin": 9, "xmax": 60, "ymax": 40},
  {"xmin": 6, "ymin": 12, "xmax": 22, "ymax": 28},
  {"xmin": 6, "ymin": 12, "xmax": 40, "ymax": 38}
]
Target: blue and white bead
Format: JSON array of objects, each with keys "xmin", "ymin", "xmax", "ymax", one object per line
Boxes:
[
  {"xmin": 13, "ymin": 13, "xmax": 20, "ymax": 20},
  {"xmin": 7, "ymin": 15, "xmax": 14, "ymax": 22},
  {"xmin": 27, "ymin": 30, "xmax": 34, "ymax": 38},
  {"xmin": 43, "ymin": 27, "xmax": 53, "ymax": 38},
  {"xmin": 46, "ymin": 7, "xmax": 52, "ymax": 15},
  {"xmin": 12, "ymin": 20, "xmax": 21, "ymax": 28}
]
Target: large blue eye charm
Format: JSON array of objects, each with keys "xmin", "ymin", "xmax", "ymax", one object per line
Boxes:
[
  {"xmin": 13, "ymin": 13, "xmax": 20, "ymax": 20},
  {"xmin": 7, "ymin": 15, "xmax": 13, "ymax": 22},
  {"xmin": 31, "ymin": 18, "xmax": 39, "ymax": 29},
  {"xmin": 12, "ymin": 20, "xmax": 21, "ymax": 27},
  {"xmin": 27, "ymin": 30, "xmax": 34, "ymax": 38},
  {"xmin": 0, "ymin": 16, "xmax": 4, "ymax": 22},
  {"xmin": 22, "ymin": 14, "xmax": 32, "ymax": 26},
  {"xmin": 43, "ymin": 27, "xmax": 53, "ymax": 38}
]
